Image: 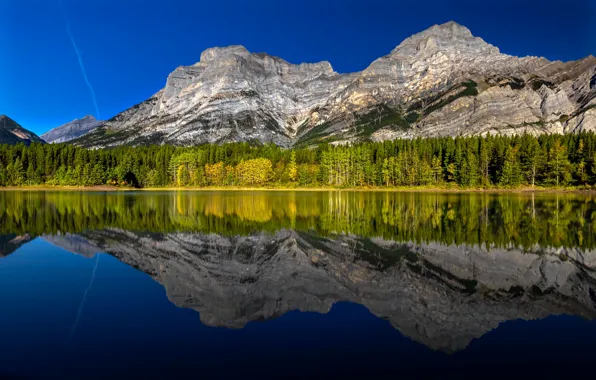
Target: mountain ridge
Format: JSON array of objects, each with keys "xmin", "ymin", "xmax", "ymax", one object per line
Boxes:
[
  {"xmin": 41, "ymin": 115, "xmax": 103, "ymax": 144},
  {"xmin": 71, "ymin": 21, "xmax": 596, "ymax": 148},
  {"xmin": 0, "ymin": 115, "xmax": 45, "ymax": 146}
]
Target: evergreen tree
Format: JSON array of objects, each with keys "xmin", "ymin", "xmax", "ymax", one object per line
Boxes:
[
  {"xmin": 26, "ymin": 164, "xmax": 36, "ymax": 185},
  {"xmin": 592, "ymin": 153, "xmax": 596, "ymax": 183},
  {"xmin": 91, "ymin": 164, "xmax": 105, "ymax": 185},
  {"xmin": 459, "ymin": 153, "xmax": 479, "ymax": 187},
  {"xmin": 8, "ymin": 158, "xmax": 25, "ymax": 186},
  {"xmin": 574, "ymin": 139, "xmax": 588, "ymax": 185},
  {"xmin": 431, "ymin": 155, "xmax": 442, "ymax": 184},
  {"xmin": 0, "ymin": 162, "xmax": 6, "ymax": 186},
  {"xmin": 548, "ymin": 140, "xmax": 572, "ymax": 186},
  {"xmin": 519, "ymin": 135, "xmax": 544, "ymax": 187},
  {"xmin": 499, "ymin": 146, "xmax": 522, "ymax": 187}
]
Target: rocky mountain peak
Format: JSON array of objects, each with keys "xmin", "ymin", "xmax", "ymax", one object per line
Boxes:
[
  {"xmin": 428, "ymin": 21, "xmax": 473, "ymax": 37},
  {"xmin": 391, "ymin": 21, "xmax": 498, "ymax": 57},
  {"xmin": 0, "ymin": 115, "xmax": 15, "ymax": 124},
  {"xmin": 80, "ymin": 115, "xmax": 97, "ymax": 122},
  {"xmin": 41, "ymin": 115, "xmax": 104, "ymax": 144},
  {"xmin": 0, "ymin": 115, "xmax": 44, "ymax": 145},
  {"xmin": 194, "ymin": 45, "xmax": 337, "ymax": 77},
  {"xmin": 198, "ymin": 45, "xmax": 250, "ymax": 63}
]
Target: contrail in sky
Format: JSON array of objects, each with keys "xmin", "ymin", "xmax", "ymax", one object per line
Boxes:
[
  {"xmin": 58, "ymin": 0, "xmax": 100, "ymax": 118},
  {"xmin": 69, "ymin": 254, "xmax": 100, "ymax": 341}
]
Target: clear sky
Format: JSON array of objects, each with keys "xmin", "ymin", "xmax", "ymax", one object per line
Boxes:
[{"xmin": 1, "ymin": 0, "xmax": 595, "ymax": 136}]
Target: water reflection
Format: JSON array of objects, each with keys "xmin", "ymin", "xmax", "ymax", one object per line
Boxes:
[
  {"xmin": 41, "ymin": 228, "xmax": 596, "ymax": 353},
  {"xmin": 1, "ymin": 190, "xmax": 596, "ymax": 355},
  {"xmin": 1, "ymin": 190, "xmax": 595, "ymax": 248}
]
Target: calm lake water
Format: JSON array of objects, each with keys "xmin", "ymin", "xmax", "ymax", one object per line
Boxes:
[{"xmin": 1, "ymin": 190, "xmax": 596, "ymax": 379}]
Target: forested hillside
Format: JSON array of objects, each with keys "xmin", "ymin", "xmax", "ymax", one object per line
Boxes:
[{"xmin": 0, "ymin": 133, "xmax": 595, "ymax": 188}]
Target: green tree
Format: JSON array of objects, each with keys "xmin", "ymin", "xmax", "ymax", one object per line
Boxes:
[
  {"xmin": 381, "ymin": 158, "xmax": 390, "ymax": 187},
  {"xmin": 90, "ymin": 164, "xmax": 105, "ymax": 185},
  {"xmin": 499, "ymin": 146, "xmax": 522, "ymax": 187},
  {"xmin": 592, "ymin": 153, "xmax": 596, "ymax": 183},
  {"xmin": 519, "ymin": 136, "xmax": 544, "ymax": 187},
  {"xmin": 7, "ymin": 158, "xmax": 25, "ymax": 186},
  {"xmin": 0, "ymin": 163, "xmax": 7, "ymax": 186},
  {"xmin": 574, "ymin": 139, "xmax": 588, "ymax": 185},
  {"xmin": 177, "ymin": 165, "xmax": 190, "ymax": 187},
  {"xmin": 431, "ymin": 155, "xmax": 443, "ymax": 184},
  {"xmin": 548, "ymin": 140, "xmax": 571, "ymax": 187},
  {"xmin": 459, "ymin": 153, "xmax": 479, "ymax": 187}
]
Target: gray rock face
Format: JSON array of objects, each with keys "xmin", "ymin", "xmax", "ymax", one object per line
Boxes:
[
  {"xmin": 45, "ymin": 230, "xmax": 596, "ymax": 353},
  {"xmin": 0, "ymin": 115, "xmax": 44, "ymax": 146},
  {"xmin": 74, "ymin": 22, "xmax": 596, "ymax": 148},
  {"xmin": 41, "ymin": 115, "xmax": 103, "ymax": 144}
]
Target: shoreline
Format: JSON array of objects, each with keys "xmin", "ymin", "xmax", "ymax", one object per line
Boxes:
[{"xmin": 0, "ymin": 185, "xmax": 594, "ymax": 194}]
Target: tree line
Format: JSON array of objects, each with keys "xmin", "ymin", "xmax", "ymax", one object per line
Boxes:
[{"xmin": 0, "ymin": 132, "xmax": 595, "ymax": 188}]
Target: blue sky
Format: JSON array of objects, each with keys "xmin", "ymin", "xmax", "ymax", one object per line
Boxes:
[{"xmin": 1, "ymin": 0, "xmax": 595, "ymax": 136}]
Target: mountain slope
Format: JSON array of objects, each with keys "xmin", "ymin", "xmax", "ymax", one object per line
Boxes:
[
  {"xmin": 0, "ymin": 115, "xmax": 45, "ymax": 145},
  {"xmin": 74, "ymin": 22, "xmax": 596, "ymax": 148},
  {"xmin": 41, "ymin": 115, "xmax": 103, "ymax": 144}
]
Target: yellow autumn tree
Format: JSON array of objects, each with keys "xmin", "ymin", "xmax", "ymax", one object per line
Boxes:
[
  {"xmin": 204, "ymin": 162, "xmax": 225, "ymax": 186},
  {"xmin": 288, "ymin": 151, "xmax": 297, "ymax": 182},
  {"xmin": 235, "ymin": 158, "xmax": 273, "ymax": 186}
]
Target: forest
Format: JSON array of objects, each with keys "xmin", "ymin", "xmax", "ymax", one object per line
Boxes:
[{"xmin": 0, "ymin": 132, "xmax": 595, "ymax": 188}]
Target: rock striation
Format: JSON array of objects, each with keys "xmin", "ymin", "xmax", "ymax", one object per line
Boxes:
[
  {"xmin": 44, "ymin": 230, "xmax": 596, "ymax": 353},
  {"xmin": 0, "ymin": 115, "xmax": 44, "ymax": 146},
  {"xmin": 41, "ymin": 115, "xmax": 103, "ymax": 144},
  {"xmin": 73, "ymin": 22, "xmax": 596, "ymax": 148}
]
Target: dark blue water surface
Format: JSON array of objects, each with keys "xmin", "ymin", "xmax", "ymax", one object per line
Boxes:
[
  {"xmin": 1, "ymin": 191, "xmax": 596, "ymax": 379},
  {"xmin": 0, "ymin": 239, "xmax": 594, "ymax": 379}
]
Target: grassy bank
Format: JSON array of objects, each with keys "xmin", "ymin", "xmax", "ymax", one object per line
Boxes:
[{"xmin": 1, "ymin": 185, "xmax": 594, "ymax": 193}]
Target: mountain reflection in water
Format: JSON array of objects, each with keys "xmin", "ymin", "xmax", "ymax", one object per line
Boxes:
[{"xmin": 1, "ymin": 190, "xmax": 596, "ymax": 378}]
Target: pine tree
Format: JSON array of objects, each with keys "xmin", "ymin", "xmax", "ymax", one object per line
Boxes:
[
  {"xmin": 91, "ymin": 164, "xmax": 105, "ymax": 185},
  {"xmin": 519, "ymin": 136, "xmax": 543, "ymax": 186},
  {"xmin": 574, "ymin": 139, "xmax": 588, "ymax": 185},
  {"xmin": 431, "ymin": 155, "xmax": 443, "ymax": 184},
  {"xmin": 0, "ymin": 162, "xmax": 7, "ymax": 186},
  {"xmin": 418, "ymin": 161, "xmax": 433, "ymax": 185},
  {"xmin": 499, "ymin": 146, "xmax": 522, "ymax": 187},
  {"xmin": 479, "ymin": 138, "xmax": 491, "ymax": 186},
  {"xmin": 592, "ymin": 153, "xmax": 596, "ymax": 183},
  {"xmin": 9, "ymin": 158, "xmax": 25, "ymax": 186},
  {"xmin": 26, "ymin": 164, "xmax": 36, "ymax": 185},
  {"xmin": 548, "ymin": 140, "xmax": 571, "ymax": 187},
  {"xmin": 459, "ymin": 153, "xmax": 479, "ymax": 187},
  {"xmin": 288, "ymin": 151, "xmax": 298, "ymax": 182}
]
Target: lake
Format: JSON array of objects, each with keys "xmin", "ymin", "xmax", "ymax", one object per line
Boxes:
[{"xmin": 1, "ymin": 190, "xmax": 596, "ymax": 379}]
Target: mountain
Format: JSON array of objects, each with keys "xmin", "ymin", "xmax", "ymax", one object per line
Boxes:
[
  {"xmin": 44, "ymin": 229, "xmax": 596, "ymax": 353},
  {"xmin": 0, "ymin": 234, "xmax": 33, "ymax": 257},
  {"xmin": 74, "ymin": 22, "xmax": 596, "ymax": 148},
  {"xmin": 41, "ymin": 115, "xmax": 103, "ymax": 144},
  {"xmin": 0, "ymin": 115, "xmax": 44, "ymax": 145}
]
